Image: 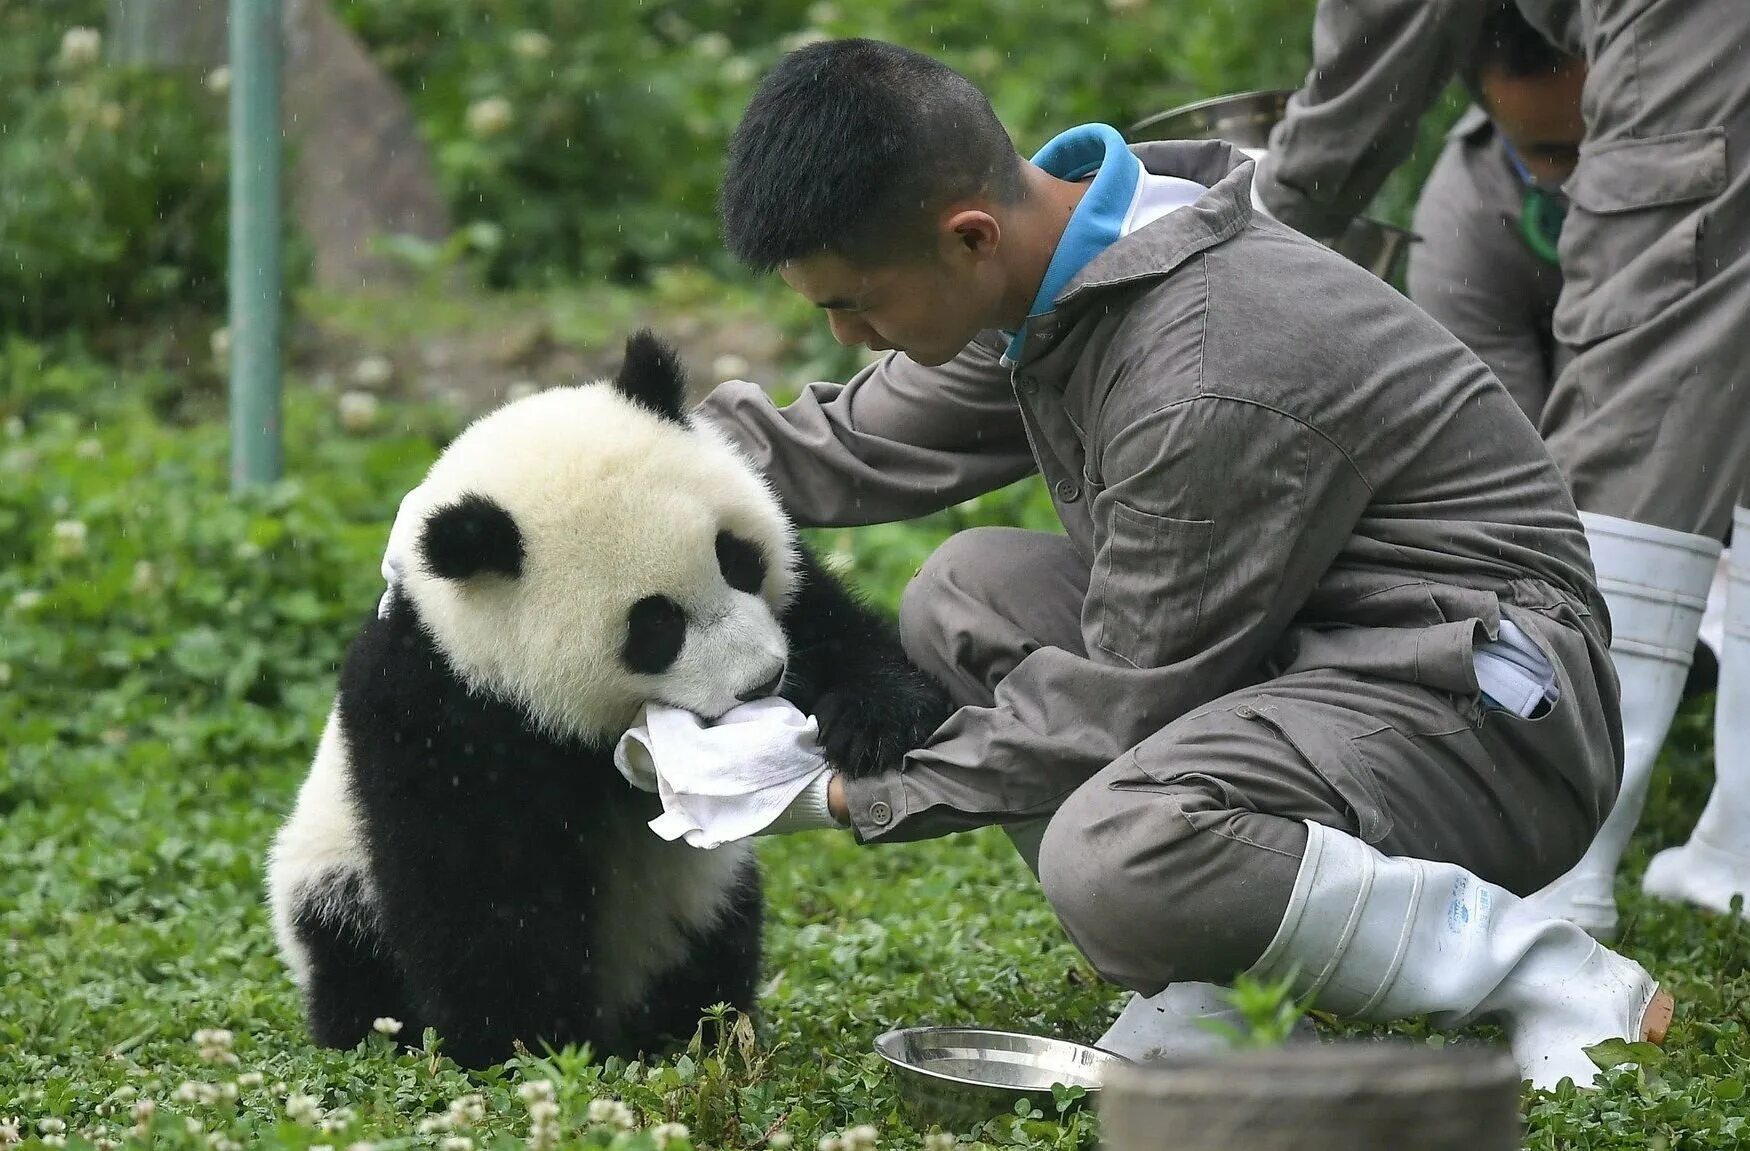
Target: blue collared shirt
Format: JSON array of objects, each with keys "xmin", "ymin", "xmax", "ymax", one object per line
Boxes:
[{"xmin": 1001, "ymin": 123, "xmax": 1143, "ymax": 366}]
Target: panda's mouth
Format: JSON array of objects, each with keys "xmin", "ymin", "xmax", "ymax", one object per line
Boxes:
[{"xmin": 734, "ymin": 665, "xmax": 786, "ymax": 703}]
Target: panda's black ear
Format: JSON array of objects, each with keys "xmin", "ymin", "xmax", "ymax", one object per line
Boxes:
[
  {"xmin": 613, "ymin": 329, "xmax": 688, "ymax": 423},
  {"xmin": 418, "ymin": 493, "xmax": 524, "ymax": 582}
]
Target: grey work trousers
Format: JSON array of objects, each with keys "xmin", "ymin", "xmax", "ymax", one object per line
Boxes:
[
  {"xmin": 903, "ymin": 527, "xmax": 1599, "ymax": 994},
  {"xmin": 1538, "ymin": 0, "xmax": 1750, "ymax": 539}
]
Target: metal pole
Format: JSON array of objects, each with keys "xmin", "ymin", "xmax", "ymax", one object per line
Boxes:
[{"xmin": 229, "ymin": 0, "xmax": 283, "ymax": 492}]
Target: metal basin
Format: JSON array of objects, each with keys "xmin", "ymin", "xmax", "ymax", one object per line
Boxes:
[
  {"xmin": 1127, "ymin": 88, "xmax": 1418, "ymax": 283},
  {"xmin": 1128, "ymin": 88, "xmax": 1292, "ymax": 150},
  {"xmin": 874, "ymin": 1027, "xmax": 1129, "ymax": 1129}
]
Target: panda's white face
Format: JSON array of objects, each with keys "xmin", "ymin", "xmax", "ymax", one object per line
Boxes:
[{"xmin": 395, "ymin": 345, "xmax": 799, "ymax": 743}]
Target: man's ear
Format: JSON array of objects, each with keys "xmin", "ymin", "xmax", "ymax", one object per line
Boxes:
[{"xmin": 944, "ymin": 209, "xmax": 1001, "ymax": 260}]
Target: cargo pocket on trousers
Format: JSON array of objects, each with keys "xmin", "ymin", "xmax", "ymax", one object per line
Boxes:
[
  {"xmin": 1239, "ymin": 701, "xmax": 1395, "ymax": 845},
  {"xmin": 1552, "ymin": 128, "xmax": 1727, "ymax": 346},
  {"xmin": 1091, "ymin": 501, "xmax": 1214, "ymax": 669}
]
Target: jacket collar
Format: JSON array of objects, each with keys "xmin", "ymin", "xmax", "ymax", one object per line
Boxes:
[{"xmin": 1008, "ymin": 139, "xmax": 1257, "ymax": 365}]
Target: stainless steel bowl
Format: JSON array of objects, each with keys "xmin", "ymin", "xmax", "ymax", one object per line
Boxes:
[
  {"xmin": 874, "ymin": 1027, "xmax": 1129, "ymax": 1129},
  {"xmin": 1127, "ymin": 88, "xmax": 1418, "ymax": 283},
  {"xmin": 1127, "ymin": 88, "xmax": 1292, "ymax": 149}
]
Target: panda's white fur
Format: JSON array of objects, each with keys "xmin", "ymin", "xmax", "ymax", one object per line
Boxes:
[
  {"xmin": 390, "ymin": 383, "xmax": 800, "ymax": 738},
  {"xmin": 265, "ymin": 332, "xmax": 952, "ymax": 1069}
]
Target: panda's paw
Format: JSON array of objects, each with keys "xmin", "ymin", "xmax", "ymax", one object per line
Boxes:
[{"xmin": 813, "ymin": 666, "xmax": 952, "ymax": 779}]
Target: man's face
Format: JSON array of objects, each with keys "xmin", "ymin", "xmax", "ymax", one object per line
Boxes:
[
  {"xmin": 1480, "ymin": 60, "xmax": 1586, "ymax": 188},
  {"xmin": 779, "ymin": 246, "xmax": 997, "ymax": 369}
]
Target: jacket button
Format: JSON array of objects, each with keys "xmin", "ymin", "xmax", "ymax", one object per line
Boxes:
[
  {"xmin": 1053, "ymin": 478, "xmax": 1081, "ymax": 502},
  {"xmin": 1017, "ymin": 377, "xmax": 1039, "ymax": 396},
  {"xmin": 1234, "ymin": 705, "xmax": 1258, "ymax": 719},
  {"xmin": 869, "ymin": 800, "xmax": 893, "ymax": 825}
]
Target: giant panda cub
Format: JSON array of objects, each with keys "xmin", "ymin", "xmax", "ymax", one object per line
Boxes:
[{"xmin": 265, "ymin": 331, "xmax": 951, "ymax": 1069}]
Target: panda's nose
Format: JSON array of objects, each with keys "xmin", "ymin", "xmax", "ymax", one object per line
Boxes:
[{"xmin": 737, "ymin": 665, "xmax": 785, "ymax": 702}]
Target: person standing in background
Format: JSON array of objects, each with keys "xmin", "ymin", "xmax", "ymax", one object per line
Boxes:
[{"xmin": 1256, "ymin": 0, "xmax": 1750, "ymax": 939}]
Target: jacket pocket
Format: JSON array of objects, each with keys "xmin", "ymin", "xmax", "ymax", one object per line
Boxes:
[
  {"xmin": 1552, "ymin": 128, "xmax": 1727, "ymax": 345},
  {"xmin": 1090, "ymin": 500, "xmax": 1214, "ymax": 668},
  {"xmin": 1240, "ymin": 700, "xmax": 1395, "ymax": 845}
]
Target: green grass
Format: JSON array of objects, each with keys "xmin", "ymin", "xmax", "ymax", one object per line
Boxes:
[{"xmin": 2, "ymin": 341, "xmax": 1747, "ymax": 1150}]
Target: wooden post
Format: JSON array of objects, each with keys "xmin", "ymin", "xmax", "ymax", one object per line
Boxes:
[{"xmin": 1097, "ymin": 1043, "xmax": 1522, "ymax": 1151}]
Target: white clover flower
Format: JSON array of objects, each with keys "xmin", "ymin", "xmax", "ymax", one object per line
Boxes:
[
  {"xmin": 37, "ymin": 1119, "xmax": 66, "ymax": 1135},
  {"xmin": 768, "ymin": 1133, "xmax": 794, "ymax": 1151},
  {"xmin": 235, "ymin": 1072, "xmax": 264, "ymax": 1091},
  {"xmin": 371, "ymin": 1016, "xmax": 403, "ymax": 1036},
  {"xmin": 210, "ymin": 326, "xmax": 231, "ymax": 365},
  {"xmin": 693, "ymin": 32, "xmax": 731, "ymax": 60},
  {"xmin": 0, "ymin": 1118, "xmax": 17, "ymax": 1146},
  {"xmin": 779, "ymin": 29, "xmax": 830, "ymax": 52},
  {"xmin": 1105, "ymin": 0, "xmax": 1146, "ymax": 10},
  {"xmin": 285, "ymin": 1093, "xmax": 323, "ymax": 1124},
  {"xmin": 722, "ymin": 56, "xmax": 757, "ymax": 85},
  {"xmin": 337, "ymin": 391, "xmax": 380, "ymax": 433},
  {"xmin": 517, "ymin": 1080, "xmax": 555, "ymax": 1106},
  {"xmin": 184, "ymin": 1117, "xmax": 204, "ymax": 1135},
  {"xmin": 311, "ymin": 1145, "xmax": 334, "ymax": 1151},
  {"xmin": 448, "ymin": 1093, "xmax": 485, "ymax": 1124},
  {"xmin": 97, "ymin": 101, "xmax": 123, "ymax": 129},
  {"xmin": 0, "ymin": 664, "xmax": 11, "ymax": 689},
  {"xmin": 466, "ymin": 96, "xmax": 514, "ymax": 137},
  {"xmin": 10, "ymin": 590, "xmax": 44, "ymax": 612},
  {"xmin": 59, "ymin": 27, "xmax": 102, "ymax": 68},
  {"xmin": 440, "ymin": 1137, "xmax": 475, "ymax": 1151},
  {"xmin": 511, "ymin": 30, "xmax": 552, "ymax": 59},
  {"xmin": 711, "ymin": 352, "xmax": 751, "ymax": 381},
  {"xmin": 208, "ymin": 1137, "xmax": 242, "ymax": 1151},
  {"xmin": 95, "ymin": 1138, "xmax": 120, "ymax": 1151},
  {"xmin": 526, "ymin": 1100, "xmax": 559, "ymax": 1124},
  {"xmin": 923, "ymin": 1134, "xmax": 955, "ymax": 1151},
  {"xmin": 199, "ymin": 1048, "xmax": 239, "ymax": 1067},
  {"xmin": 75, "ymin": 437, "xmax": 102, "ymax": 459},
  {"xmin": 51, "ymin": 519, "xmax": 87, "ymax": 559},
  {"xmin": 652, "ymin": 1122, "xmax": 690, "ymax": 1148},
  {"xmin": 40, "ymin": 1136, "xmax": 66, "ymax": 1149},
  {"xmin": 3, "ymin": 417, "xmax": 22, "ymax": 439},
  {"xmin": 352, "ymin": 355, "xmax": 394, "ymax": 389},
  {"xmin": 818, "ymin": 1137, "xmax": 843, "ymax": 1151},
  {"xmin": 171, "ymin": 1082, "xmax": 201, "ymax": 1105},
  {"xmin": 347, "ymin": 1142, "xmax": 377, "ymax": 1151},
  {"xmin": 130, "ymin": 1099, "xmax": 155, "ymax": 1123},
  {"xmin": 206, "ymin": 66, "xmax": 231, "ymax": 93},
  {"xmin": 417, "ymin": 1116, "xmax": 453, "ymax": 1135},
  {"xmin": 807, "ymin": 1, "xmax": 840, "ymax": 22},
  {"xmin": 847, "ymin": 1124, "xmax": 879, "ymax": 1150}
]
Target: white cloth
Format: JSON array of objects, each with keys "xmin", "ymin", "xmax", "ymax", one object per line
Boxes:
[
  {"xmin": 613, "ymin": 697, "xmax": 837, "ymax": 849},
  {"xmin": 378, "ymin": 487, "xmax": 423, "ymax": 619},
  {"xmin": 1475, "ymin": 617, "xmax": 1561, "ymax": 719}
]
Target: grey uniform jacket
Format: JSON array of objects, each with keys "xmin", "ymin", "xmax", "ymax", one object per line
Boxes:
[
  {"xmin": 699, "ymin": 141, "xmax": 1618, "ymax": 844},
  {"xmin": 1407, "ymin": 107, "xmax": 1565, "ymax": 422}
]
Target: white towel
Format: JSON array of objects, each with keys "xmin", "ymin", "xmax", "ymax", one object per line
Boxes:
[{"xmin": 613, "ymin": 697, "xmax": 837, "ymax": 849}]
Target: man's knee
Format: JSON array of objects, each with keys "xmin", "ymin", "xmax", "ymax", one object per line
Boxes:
[
  {"xmin": 897, "ymin": 529, "xmax": 992, "ymax": 674},
  {"xmin": 1037, "ymin": 773, "xmax": 1305, "ymax": 994}
]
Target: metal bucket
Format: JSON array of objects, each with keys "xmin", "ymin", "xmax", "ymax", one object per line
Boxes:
[{"xmin": 1128, "ymin": 89, "xmax": 1418, "ymax": 283}]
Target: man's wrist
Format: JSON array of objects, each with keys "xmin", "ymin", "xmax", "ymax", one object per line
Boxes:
[{"xmin": 827, "ymin": 771, "xmax": 849, "ymax": 826}]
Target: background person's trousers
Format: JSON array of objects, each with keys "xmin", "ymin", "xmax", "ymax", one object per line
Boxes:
[{"xmin": 903, "ymin": 527, "xmax": 1600, "ymax": 994}]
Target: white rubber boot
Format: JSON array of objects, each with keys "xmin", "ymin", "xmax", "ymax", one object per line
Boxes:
[
  {"xmin": 1247, "ymin": 821, "xmax": 1673, "ymax": 1091},
  {"xmin": 1524, "ymin": 512, "xmax": 1723, "ymax": 938},
  {"xmin": 1644, "ymin": 508, "xmax": 1750, "ymax": 916}
]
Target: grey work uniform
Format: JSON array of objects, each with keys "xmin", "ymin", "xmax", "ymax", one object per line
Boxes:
[
  {"xmin": 698, "ymin": 141, "xmax": 1623, "ymax": 994},
  {"xmin": 1408, "ymin": 107, "xmax": 1566, "ymax": 423},
  {"xmin": 1258, "ymin": 0, "xmax": 1750, "ymax": 541}
]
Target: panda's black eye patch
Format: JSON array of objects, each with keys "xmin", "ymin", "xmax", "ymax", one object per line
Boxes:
[
  {"xmin": 715, "ymin": 531, "xmax": 767, "ymax": 595},
  {"xmin": 624, "ymin": 595, "xmax": 687, "ymax": 674}
]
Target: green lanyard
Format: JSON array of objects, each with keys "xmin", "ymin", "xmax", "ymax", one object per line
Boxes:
[{"xmin": 1502, "ymin": 139, "xmax": 1568, "ymax": 265}]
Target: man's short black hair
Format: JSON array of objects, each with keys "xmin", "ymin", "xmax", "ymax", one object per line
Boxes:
[
  {"xmin": 719, "ymin": 38, "xmax": 1025, "ymax": 273},
  {"xmin": 1462, "ymin": 2, "xmax": 1577, "ymax": 95}
]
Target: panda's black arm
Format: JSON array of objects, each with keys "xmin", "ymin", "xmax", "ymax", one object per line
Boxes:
[{"xmin": 777, "ymin": 543, "xmax": 954, "ymax": 779}]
